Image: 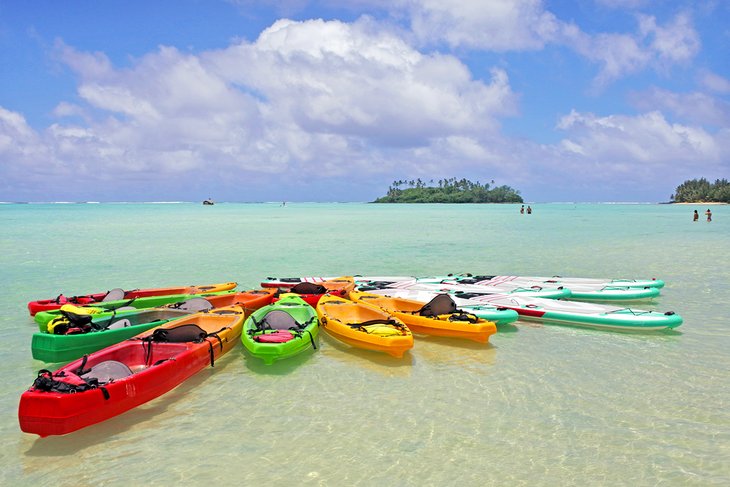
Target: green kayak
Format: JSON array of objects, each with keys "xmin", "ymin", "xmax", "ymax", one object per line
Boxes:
[
  {"xmin": 33, "ymin": 291, "xmax": 235, "ymax": 331},
  {"xmin": 30, "ymin": 308, "xmax": 193, "ymax": 363},
  {"xmin": 241, "ymin": 294, "xmax": 319, "ymax": 365}
]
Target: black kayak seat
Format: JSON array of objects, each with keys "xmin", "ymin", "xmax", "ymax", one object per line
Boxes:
[
  {"xmin": 290, "ymin": 282, "xmax": 327, "ymax": 295},
  {"xmin": 148, "ymin": 324, "xmax": 209, "ymax": 343},
  {"xmin": 102, "ymin": 288, "xmax": 126, "ymax": 302},
  {"xmin": 419, "ymin": 294, "xmax": 458, "ymax": 317},
  {"xmin": 80, "ymin": 360, "xmax": 134, "ymax": 383}
]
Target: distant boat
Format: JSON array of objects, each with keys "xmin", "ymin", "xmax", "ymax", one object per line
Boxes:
[{"xmin": 202, "ymin": 199, "xmax": 215, "ymax": 206}]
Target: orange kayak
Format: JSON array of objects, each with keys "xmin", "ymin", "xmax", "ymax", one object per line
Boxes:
[
  {"xmin": 316, "ymin": 295, "xmax": 413, "ymax": 358},
  {"xmin": 349, "ymin": 291, "xmax": 497, "ymax": 343},
  {"xmin": 164, "ymin": 289, "xmax": 277, "ymax": 314}
]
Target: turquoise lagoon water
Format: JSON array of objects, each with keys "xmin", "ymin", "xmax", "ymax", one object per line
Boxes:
[{"xmin": 1, "ymin": 202, "xmax": 728, "ymax": 485}]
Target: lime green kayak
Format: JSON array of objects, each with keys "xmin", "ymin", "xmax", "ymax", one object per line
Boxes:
[
  {"xmin": 33, "ymin": 291, "xmax": 235, "ymax": 331},
  {"xmin": 30, "ymin": 308, "xmax": 192, "ymax": 363},
  {"xmin": 241, "ymin": 294, "xmax": 319, "ymax": 365}
]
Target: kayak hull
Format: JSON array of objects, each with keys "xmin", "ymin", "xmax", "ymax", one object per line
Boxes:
[
  {"xmin": 19, "ymin": 308, "xmax": 244, "ymax": 437},
  {"xmin": 349, "ymin": 291, "xmax": 497, "ymax": 344},
  {"xmin": 241, "ymin": 294, "xmax": 319, "ymax": 365},
  {"xmin": 34, "ymin": 291, "xmax": 236, "ymax": 330},
  {"xmin": 316, "ymin": 295, "xmax": 413, "ymax": 358},
  {"xmin": 365, "ymin": 288, "xmax": 519, "ymax": 326},
  {"xmin": 267, "ymin": 277, "xmax": 356, "ymax": 307},
  {"xmin": 31, "ymin": 291, "xmax": 273, "ymax": 362},
  {"xmin": 562, "ymin": 287, "xmax": 660, "ymax": 302},
  {"xmin": 461, "ymin": 294, "xmax": 682, "ymax": 332},
  {"xmin": 30, "ymin": 309, "xmax": 191, "ymax": 363},
  {"xmin": 448, "ymin": 274, "xmax": 665, "ymax": 290},
  {"xmin": 263, "ymin": 276, "xmax": 571, "ymax": 299},
  {"xmin": 27, "ymin": 282, "xmax": 237, "ymax": 316}
]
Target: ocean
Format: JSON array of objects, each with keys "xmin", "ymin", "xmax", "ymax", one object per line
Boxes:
[{"xmin": 1, "ymin": 202, "xmax": 728, "ymax": 485}]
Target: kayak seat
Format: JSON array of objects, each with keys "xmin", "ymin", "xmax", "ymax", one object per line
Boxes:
[
  {"xmin": 250, "ymin": 311, "xmax": 318, "ymax": 350},
  {"xmin": 147, "ymin": 324, "xmax": 208, "ymax": 343},
  {"xmin": 259, "ymin": 310, "xmax": 300, "ymax": 330},
  {"xmin": 107, "ymin": 318, "xmax": 133, "ymax": 330},
  {"xmin": 418, "ymin": 294, "xmax": 457, "ymax": 317},
  {"xmin": 142, "ymin": 324, "xmax": 226, "ymax": 368},
  {"xmin": 102, "ymin": 288, "xmax": 126, "ymax": 302},
  {"xmin": 170, "ymin": 297, "xmax": 214, "ymax": 312},
  {"xmin": 80, "ymin": 360, "xmax": 134, "ymax": 383},
  {"xmin": 290, "ymin": 282, "xmax": 327, "ymax": 295}
]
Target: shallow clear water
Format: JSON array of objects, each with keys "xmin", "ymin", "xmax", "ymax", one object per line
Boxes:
[{"xmin": 1, "ymin": 202, "xmax": 728, "ymax": 485}]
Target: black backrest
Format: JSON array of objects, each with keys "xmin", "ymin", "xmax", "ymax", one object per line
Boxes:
[
  {"xmin": 291, "ymin": 282, "xmax": 327, "ymax": 295},
  {"xmin": 149, "ymin": 324, "xmax": 208, "ymax": 342},
  {"xmin": 419, "ymin": 294, "xmax": 457, "ymax": 316}
]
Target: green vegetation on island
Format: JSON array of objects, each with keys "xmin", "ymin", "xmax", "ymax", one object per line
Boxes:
[
  {"xmin": 671, "ymin": 178, "xmax": 730, "ymax": 203},
  {"xmin": 373, "ymin": 178, "xmax": 524, "ymax": 203}
]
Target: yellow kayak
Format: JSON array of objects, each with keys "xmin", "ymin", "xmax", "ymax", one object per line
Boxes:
[{"xmin": 316, "ymin": 295, "xmax": 413, "ymax": 358}]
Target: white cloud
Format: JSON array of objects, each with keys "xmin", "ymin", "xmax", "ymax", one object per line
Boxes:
[
  {"xmin": 556, "ymin": 110, "xmax": 721, "ymax": 170},
  {"xmin": 206, "ymin": 17, "xmax": 517, "ymax": 146},
  {"xmin": 1, "ymin": 10, "xmax": 721, "ymax": 202},
  {"xmin": 405, "ymin": 0, "xmax": 562, "ymax": 51},
  {"xmin": 562, "ymin": 13, "xmax": 700, "ymax": 88},
  {"xmin": 629, "ymin": 87, "xmax": 730, "ymax": 127},
  {"xmin": 232, "ymin": 2, "xmax": 701, "ymax": 88},
  {"xmin": 231, "ymin": 0, "xmax": 563, "ymax": 51},
  {"xmin": 54, "ymin": 40, "xmax": 114, "ymax": 79},
  {"xmin": 2, "ymin": 18, "xmax": 518, "ymax": 191},
  {"xmin": 569, "ymin": 30, "xmax": 650, "ymax": 87},
  {"xmin": 52, "ymin": 102, "xmax": 88, "ymax": 119},
  {"xmin": 0, "ymin": 108, "xmax": 50, "ymax": 174},
  {"xmin": 638, "ymin": 12, "xmax": 700, "ymax": 64},
  {"xmin": 337, "ymin": 2, "xmax": 701, "ymax": 87},
  {"xmin": 594, "ymin": 0, "xmax": 648, "ymax": 8},
  {"xmin": 699, "ymin": 70, "xmax": 730, "ymax": 94}
]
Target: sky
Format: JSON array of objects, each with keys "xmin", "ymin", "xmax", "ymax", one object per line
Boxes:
[{"xmin": 0, "ymin": 0, "xmax": 728, "ymax": 202}]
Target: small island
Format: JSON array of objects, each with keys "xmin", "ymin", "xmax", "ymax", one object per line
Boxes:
[
  {"xmin": 373, "ymin": 178, "xmax": 523, "ymax": 203},
  {"xmin": 671, "ymin": 178, "xmax": 730, "ymax": 203}
]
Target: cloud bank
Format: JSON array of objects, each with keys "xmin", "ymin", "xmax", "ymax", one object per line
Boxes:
[{"xmin": 0, "ymin": 3, "xmax": 727, "ymax": 201}]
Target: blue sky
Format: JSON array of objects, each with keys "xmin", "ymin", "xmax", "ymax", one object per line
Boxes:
[{"xmin": 1, "ymin": 0, "xmax": 728, "ymax": 202}]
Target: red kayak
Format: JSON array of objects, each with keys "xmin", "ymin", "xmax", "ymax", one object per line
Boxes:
[
  {"xmin": 270, "ymin": 277, "xmax": 355, "ymax": 306},
  {"xmin": 18, "ymin": 307, "xmax": 244, "ymax": 437},
  {"xmin": 27, "ymin": 282, "xmax": 238, "ymax": 316}
]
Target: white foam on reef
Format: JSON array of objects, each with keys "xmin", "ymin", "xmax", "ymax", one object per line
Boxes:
[
  {"xmin": 25, "ymin": 201, "xmax": 103, "ymax": 204},
  {"xmin": 105, "ymin": 201, "xmax": 188, "ymax": 204},
  {"xmin": 598, "ymin": 201, "xmax": 654, "ymax": 205}
]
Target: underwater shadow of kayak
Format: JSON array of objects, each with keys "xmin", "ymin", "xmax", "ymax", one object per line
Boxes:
[
  {"xmin": 239, "ymin": 343, "xmax": 319, "ymax": 375},
  {"xmin": 318, "ymin": 332, "xmax": 415, "ymax": 369}
]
